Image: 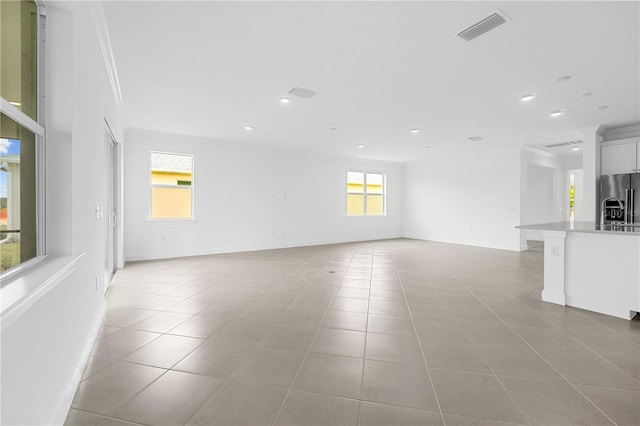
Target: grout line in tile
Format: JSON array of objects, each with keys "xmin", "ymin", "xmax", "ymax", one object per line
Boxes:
[
  {"xmin": 270, "ymin": 251, "xmax": 369, "ymax": 426},
  {"xmin": 455, "ymin": 279, "xmax": 621, "ymax": 426},
  {"xmin": 76, "ymin": 240, "xmax": 639, "ymax": 426},
  {"xmin": 356, "ymin": 252, "xmax": 374, "ymax": 426},
  {"xmin": 393, "ymin": 253, "xmax": 448, "ymax": 426},
  {"xmin": 67, "ymin": 407, "xmax": 148, "ymax": 426}
]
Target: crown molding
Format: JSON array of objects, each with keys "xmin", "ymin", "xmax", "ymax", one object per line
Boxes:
[
  {"xmin": 601, "ymin": 124, "xmax": 640, "ymax": 141},
  {"xmin": 521, "ymin": 145, "xmax": 556, "ymax": 158}
]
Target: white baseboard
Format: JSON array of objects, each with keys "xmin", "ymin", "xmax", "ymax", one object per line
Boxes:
[
  {"xmin": 124, "ymin": 234, "xmax": 403, "ymax": 262},
  {"xmin": 541, "ymin": 289, "xmax": 566, "ymax": 306},
  {"xmin": 402, "ymin": 234, "xmax": 521, "ymax": 252},
  {"xmin": 50, "ymin": 299, "xmax": 106, "ymax": 425}
]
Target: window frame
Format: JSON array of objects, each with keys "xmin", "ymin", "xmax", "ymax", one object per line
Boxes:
[
  {"xmin": 148, "ymin": 150, "xmax": 195, "ymax": 221},
  {"xmin": 0, "ymin": 1, "xmax": 47, "ymax": 280},
  {"xmin": 346, "ymin": 169, "xmax": 387, "ymax": 217}
]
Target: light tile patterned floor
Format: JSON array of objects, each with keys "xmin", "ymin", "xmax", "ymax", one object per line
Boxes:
[{"xmin": 65, "ymin": 239, "xmax": 640, "ymax": 426}]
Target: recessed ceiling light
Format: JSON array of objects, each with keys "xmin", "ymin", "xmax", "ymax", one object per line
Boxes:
[
  {"xmin": 357, "ymin": 144, "xmax": 365, "ymax": 149},
  {"xmin": 557, "ymin": 76, "xmax": 571, "ymax": 82},
  {"xmin": 9, "ymin": 101, "xmax": 21, "ymax": 107},
  {"xmin": 521, "ymin": 94, "xmax": 535, "ymax": 102},
  {"xmin": 411, "ymin": 129, "xmax": 420, "ymax": 134},
  {"xmin": 468, "ymin": 136, "xmax": 483, "ymax": 141},
  {"xmin": 580, "ymin": 92, "xmax": 592, "ymax": 98},
  {"xmin": 244, "ymin": 125, "xmax": 253, "ymax": 131},
  {"xmin": 598, "ymin": 105, "xmax": 609, "ymax": 110},
  {"xmin": 549, "ymin": 110, "xmax": 564, "ymax": 117},
  {"xmin": 280, "ymin": 98, "xmax": 290, "ymax": 104},
  {"xmin": 572, "ymin": 147, "xmax": 581, "ymax": 151}
]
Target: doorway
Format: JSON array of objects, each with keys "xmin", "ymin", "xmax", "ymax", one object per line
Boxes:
[
  {"xmin": 105, "ymin": 124, "xmax": 118, "ymax": 291},
  {"xmin": 568, "ymin": 169, "xmax": 583, "ymax": 221}
]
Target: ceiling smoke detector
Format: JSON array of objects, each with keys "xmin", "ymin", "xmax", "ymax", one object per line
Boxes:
[
  {"xmin": 457, "ymin": 12, "xmax": 507, "ymax": 41},
  {"xmin": 288, "ymin": 87, "xmax": 317, "ymax": 99}
]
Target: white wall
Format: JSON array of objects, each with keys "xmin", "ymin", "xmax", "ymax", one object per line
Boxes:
[
  {"xmin": 581, "ymin": 126, "xmax": 600, "ymax": 222},
  {"xmin": 519, "ymin": 148, "xmax": 565, "ymax": 241},
  {"xmin": 1, "ymin": 3, "xmax": 123, "ymax": 425},
  {"xmin": 403, "ymin": 146, "xmax": 522, "ymax": 251},
  {"xmin": 124, "ymin": 129, "xmax": 403, "ymax": 261},
  {"xmin": 526, "ymin": 164, "xmax": 556, "ymax": 225}
]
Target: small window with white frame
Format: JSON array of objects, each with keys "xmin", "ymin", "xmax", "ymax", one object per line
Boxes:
[
  {"xmin": 150, "ymin": 152, "xmax": 194, "ymax": 219},
  {"xmin": 346, "ymin": 170, "xmax": 386, "ymax": 216}
]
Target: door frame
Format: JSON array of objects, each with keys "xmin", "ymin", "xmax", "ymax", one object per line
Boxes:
[{"xmin": 105, "ymin": 120, "xmax": 120, "ymax": 291}]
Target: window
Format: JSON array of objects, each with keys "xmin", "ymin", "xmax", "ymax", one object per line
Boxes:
[
  {"xmin": 347, "ymin": 171, "xmax": 385, "ymax": 216},
  {"xmin": 150, "ymin": 152, "xmax": 194, "ymax": 219},
  {"xmin": 1, "ymin": 0, "xmax": 44, "ymax": 275}
]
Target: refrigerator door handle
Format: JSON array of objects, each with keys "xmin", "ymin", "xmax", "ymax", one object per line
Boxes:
[
  {"xmin": 631, "ymin": 189, "xmax": 635, "ymax": 225},
  {"xmin": 625, "ymin": 189, "xmax": 630, "ymax": 224}
]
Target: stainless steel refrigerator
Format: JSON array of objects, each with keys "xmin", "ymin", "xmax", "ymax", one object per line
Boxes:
[{"xmin": 600, "ymin": 173, "xmax": 640, "ymax": 225}]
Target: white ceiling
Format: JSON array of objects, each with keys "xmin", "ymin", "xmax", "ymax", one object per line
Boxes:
[{"xmin": 103, "ymin": 1, "xmax": 640, "ymax": 162}]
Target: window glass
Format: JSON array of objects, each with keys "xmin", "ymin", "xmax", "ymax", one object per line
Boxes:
[
  {"xmin": 569, "ymin": 173, "xmax": 575, "ymax": 219},
  {"xmin": 366, "ymin": 172, "xmax": 384, "ymax": 194},
  {"xmin": 347, "ymin": 171, "xmax": 364, "ymax": 193},
  {"xmin": 1, "ymin": 113, "xmax": 37, "ymax": 272},
  {"xmin": 1, "ymin": 0, "xmax": 38, "ymax": 120},
  {"xmin": 347, "ymin": 194, "xmax": 365, "ymax": 216},
  {"xmin": 367, "ymin": 194, "xmax": 384, "ymax": 215},
  {"xmin": 150, "ymin": 152, "xmax": 193, "ymax": 219},
  {"xmin": 346, "ymin": 170, "xmax": 385, "ymax": 216}
]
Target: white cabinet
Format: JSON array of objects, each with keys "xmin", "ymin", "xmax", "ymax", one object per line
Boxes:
[{"xmin": 601, "ymin": 139, "xmax": 639, "ymax": 175}]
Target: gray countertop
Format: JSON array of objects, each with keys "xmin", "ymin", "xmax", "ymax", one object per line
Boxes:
[{"xmin": 517, "ymin": 221, "xmax": 640, "ymax": 235}]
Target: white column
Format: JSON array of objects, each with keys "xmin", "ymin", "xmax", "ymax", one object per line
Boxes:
[{"xmin": 541, "ymin": 230, "xmax": 567, "ymax": 305}]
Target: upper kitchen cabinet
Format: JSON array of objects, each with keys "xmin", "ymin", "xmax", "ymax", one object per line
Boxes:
[{"xmin": 600, "ymin": 138, "xmax": 640, "ymax": 175}]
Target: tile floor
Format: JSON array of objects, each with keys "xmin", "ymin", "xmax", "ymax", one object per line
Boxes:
[{"xmin": 65, "ymin": 238, "xmax": 640, "ymax": 426}]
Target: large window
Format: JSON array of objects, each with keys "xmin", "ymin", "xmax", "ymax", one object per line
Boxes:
[
  {"xmin": 150, "ymin": 152, "xmax": 194, "ymax": 219},
  {"xmin": 347, "ymin": 171, "xmax": 385, "ymax": 216},
  {"xmin": 1, "ymin": 0, "xmax": 44, "ymax": 275}
]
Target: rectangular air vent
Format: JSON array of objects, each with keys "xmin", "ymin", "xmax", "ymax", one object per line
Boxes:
[
  {"xmin": 289, "ymin": 87, "xmax": 316, "ymax": 99},
  {"xmin": 457, "ymin": 12, "xmax": 507, "ymax": 41},
  {"xmin": 543, "ymin": 140, "xmax": 584, "ymax": 149}
]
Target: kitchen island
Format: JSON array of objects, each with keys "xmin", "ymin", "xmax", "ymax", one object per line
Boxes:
[{"xmin": 518, "ymin": 221, "xmax": 640, "ymax": 319}]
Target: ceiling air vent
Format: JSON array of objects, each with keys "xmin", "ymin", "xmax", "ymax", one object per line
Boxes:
[
  {"xmin": 457, "ymin": 12, "xmax": 507, "ymax": 41},
  {"xmin": 543, "ymin": 140, "xmax": 583, "ymax": 149},
  {"xmin": 289, "ymin": 87, "xmax": 317, "ymax": 99}
]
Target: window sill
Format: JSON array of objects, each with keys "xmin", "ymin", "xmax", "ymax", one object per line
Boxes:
[{"xmin": 1, "ymin": 253, "xmax": 85, "ymax": 329}]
